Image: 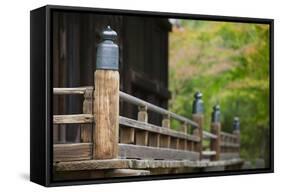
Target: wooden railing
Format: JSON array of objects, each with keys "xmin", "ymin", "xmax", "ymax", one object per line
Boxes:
[
  {"xmin": 52, "ymin": 26, "xmax": 242, "ymax": 172},
  {"xmin": 53, "ymin": 86, "xmax": 241, "ymax": 163},
  {"xmin": 53, "ymin": 86, "xmax": 94, "ymax": 162}
]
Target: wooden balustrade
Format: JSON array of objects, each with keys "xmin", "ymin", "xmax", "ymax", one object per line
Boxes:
[{"xmin": 52, "ymin": 26, "xmax": 242, "ymax": 171}]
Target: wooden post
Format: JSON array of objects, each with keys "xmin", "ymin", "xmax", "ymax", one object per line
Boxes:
[
  {"xmin": 233, "ymin": 117, "xmax": 240, "ymax": 154},
  {"xmin": 210, "ymin": 105, "xmax": 221, "ymax": 161},
  {"xmin": 93, "ymin": 26, "xmax": 119, "ymax": 159},
  {"xmin": 160, "ymin": 114, "xmax": 171, "ymax": 148},
  {"xmin": 192, "ymin": 92, "xmax": 204, "ymax": 159},
  {"xmin": 135, "ymin": 105, "xmax": 148, "ymax": 145},
  {"xmin": 81, "ymin": 87, "xmax": 93, "ymax": 143},
  {"xmin": 181, "ymin": 123, "xmax": 188, "ymax": 150}
]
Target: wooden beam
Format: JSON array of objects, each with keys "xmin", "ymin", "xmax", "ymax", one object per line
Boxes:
[
  {"xmin": 118, "ymin": 144, "xmax": 199, "ymax": 161},
  {"xmin": 202, "ymin": 150, "xmax": 216, "ymax": 156},
  {"xmin": 220, "ymin": 142, "xmax": 240, "ymax": 148},
  {"xmin": 53, "ymin": 114, "xmax": 94, "ymax": 124},
  {"xmin": 119, "ymin": 116, "xmax": 200, "ymax": 142},
  {"xmin": 54, "ymin": 158, "xmax": 244, "ymax": 171},
  {"xmin": 220, "ymin": 152, "xmax": 240, "ymax": 160},
  {"xmin": 53, "ymin": 143, "xmax": 92, "ymax": 162},
  {"xmin": 220, "ymin": 131, "xmax": 238, "ymax": 139}
]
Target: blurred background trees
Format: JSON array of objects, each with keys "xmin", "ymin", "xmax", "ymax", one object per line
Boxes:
[{"xmin": 169, "ymin": 20, "xmax": 270, "ymax": 166}]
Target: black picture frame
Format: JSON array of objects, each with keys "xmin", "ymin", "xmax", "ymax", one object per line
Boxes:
[{"xmin": 30, "ymin": 4, "xmax": 274, "ymax": 187}]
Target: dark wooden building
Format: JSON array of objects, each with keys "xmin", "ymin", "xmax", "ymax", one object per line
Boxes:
[{"xmin": 52, "ymin": 11, "xmax": 171, "ymax": 143}]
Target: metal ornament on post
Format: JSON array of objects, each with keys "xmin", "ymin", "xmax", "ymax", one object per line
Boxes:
[
  {"xmin": 211, "ymin": 105, "xmax": 221, "ymax": 123},
  {"xmin": 96, "ymin": 26, "xmax": 119, "ymax": 70}
]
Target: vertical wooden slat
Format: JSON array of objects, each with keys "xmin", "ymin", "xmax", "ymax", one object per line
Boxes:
[
  {"xmin": 135, "ymin": 106, "xmax": 148, "ymax": 145},
  {"xmin": 80, "ymin": 87, "xmax": 93, "ymax": 143}
]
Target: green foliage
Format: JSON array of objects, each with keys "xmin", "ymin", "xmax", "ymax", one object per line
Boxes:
[{"xmin": 169, "ymin": 20, "xmax": 270, "ymax": 165}]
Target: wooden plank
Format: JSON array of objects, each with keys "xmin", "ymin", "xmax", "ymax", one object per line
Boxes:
[
  {"xmin": 202, "ymin": 151, "xmax": 217, "ymax": 156},
  {"xmin": 220, "ymin": 152, "xmax": 240, "ymax": 160},
  {"xmin": 220, "ymin": 142, "xmax": 240, "ymax": 148},
  {"xmin": 53, "ymin": 114, "xmax": 94, "ymax": 124},
  {"xmin": 53, "ymin": 143, "xmax": 92, "ymax": 162},
  {"xmin": 55, "ymin": 159, "xmax": 131, "ymax": 171},
  {"xmin": 220, "ymin": 131, "xmax": 238, "ymax": 139},
  {"xmin": 119, "ymin": 116, "xmax": 200, "ymax": 142},
  {"xmin": 170, "ymin": 137, "xmax": 179, "ymax": 149},
  {"xmin": 148, "ymin": 133, "xmax": 160, "ymax": 147},
  {"xmin": 120, "ymin": 126, "xmax": 135, "ymax": 144},
  {"xmin": 118, "ymin": 144, "xmax": 199, "ymax": 161},
  {"xmin": 94, "ymin": 70, "xmax": 119, "ymax": 159},
  {"xmin": 160, "ymin": 135, "xmax": 170, "ymax": 148},
  {"xmin": 105, "ymin": 169, "xmax": 150, "ymax": 177},
  {"xmin": 53, "ymin": 87, "xmax": 89, "ymax": 95},
  {"xmin": 54, "ymin": 158, "xmax": 244, "ymax": 171},
  {"xmin": 178, "ymin": 139, "xmax": 186, "ymax": 150}
]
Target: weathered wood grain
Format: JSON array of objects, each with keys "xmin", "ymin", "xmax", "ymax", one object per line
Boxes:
[
  {"xmin": 119, "ymin": 116, "xmax": 200, "ymax": 142},
  {"xmin": 53, "ymin": 114, "xmax": 94, "ymax": 124},
  {"xmin": 81, "ymin": 87, "xmax": 94, "ymax": 142},
  {"xmin": 220, "ymin": 152, "xmax": 240, "ymax": 160},
  {"xmin": 120, "ymin": 126, "xmax": 135, "ymax": 144},
  {"xmin": 53, "ymin": 143, "xmax": 92, "ymax": 162},
  {"xmin": 94, "ymin": 70, "xmax": 119, "ymax": 159},
  {"xmin": 118, "ymin": 144, "xmax": 199, "ymax": 161},
  {"xmin": 54, "ymin": 158, "xmax": 244, "ymax": 171}
]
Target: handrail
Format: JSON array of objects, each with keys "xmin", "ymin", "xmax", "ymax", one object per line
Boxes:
[
  {"xmin": 220, "ymin": 131, "xmax": 238, "ymax": 139},
  {"xmin": 203, "ymin": 131, "xmax": 218, "ymax": 139},
  {"xmin": 53, "ymin": 87, "xmax": 217, "ymax": 140},
  {"xmin": 53, "ymin": 87, "xmax": 89, "ymax": 95},
  {"xmin": 119, "ymin": 91, "xmax": 198, "ymax": 127}
]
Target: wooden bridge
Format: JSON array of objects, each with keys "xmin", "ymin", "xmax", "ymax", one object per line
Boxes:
[{"xmin": 52, "ymin": 26, "xmax": 243, "ymax": 180}]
